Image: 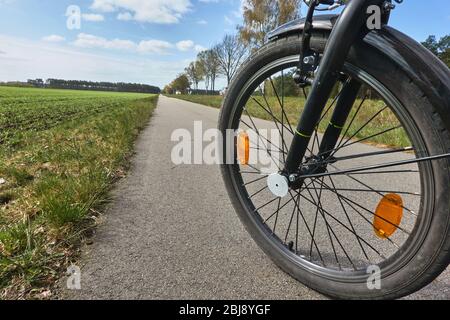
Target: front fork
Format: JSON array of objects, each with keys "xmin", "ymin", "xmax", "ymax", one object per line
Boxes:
[{"xmin": 284, "ymin": 0, "xmax": 383, "ymax": 175}]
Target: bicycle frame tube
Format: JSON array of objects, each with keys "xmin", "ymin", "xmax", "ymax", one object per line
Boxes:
[
  {"xmin": 283, "ymin": 0, "xmax": 387, "ymax": 175},
  {"xmin": 318, "ymin": 78, "xmax": 362, "ymax": 158}
]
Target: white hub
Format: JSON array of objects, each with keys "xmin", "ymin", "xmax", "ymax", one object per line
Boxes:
[{"xmin": 267, "ymin": 173, "xmax": 289, "ymax": 198}]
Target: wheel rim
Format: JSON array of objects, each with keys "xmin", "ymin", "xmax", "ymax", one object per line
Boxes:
[{"xmin": 225, "ymin": 55, "xmax": 434, "ymax": 281}]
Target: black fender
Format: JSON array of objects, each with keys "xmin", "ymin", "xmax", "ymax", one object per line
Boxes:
[{"xmin": 268, "ymin": 15, "xmax": 450, "ymax": 132}]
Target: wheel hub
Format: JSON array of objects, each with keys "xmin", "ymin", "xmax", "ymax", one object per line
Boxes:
[
  {"xmin": 267, "ymin": 173, "xmax": 289, "ymax": 198},
  {"xmin": 275, "ymin": 156, "xmax": 334, "ymax": 192}
]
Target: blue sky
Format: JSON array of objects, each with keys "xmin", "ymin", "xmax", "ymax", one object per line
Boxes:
[{"xmin": 0, "ymin": 0, "xmax": 448, "ymax": 89}]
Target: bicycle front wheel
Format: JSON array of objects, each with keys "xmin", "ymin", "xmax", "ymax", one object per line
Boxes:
[{"xmin": 219, "ymin": 34, "xmax": 450, "ymax": 299}]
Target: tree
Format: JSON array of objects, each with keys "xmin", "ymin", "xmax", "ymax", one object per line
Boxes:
[
  {"xmin": 206, "ymin": 50, "xmax": 220, "ymax": 92},
  {"xmin": 163, "ymin": 85, "xmax": 173, "ymax": 95},
  {"xmin": 42, "ymin": 79, "xmax": 160, "ymax": 93},
  {"xmin": 239, "ymin": 0, "xmax": 301, "ymax": 48},
  {"xmin": 197, "ymin": 51, "xmax": 210, "ymax": 93},
  {"xmin": 214, "ymin": 34, "xmax": 248, "ymax": 86},
  {"xmin": 197, "ymin": 50, "xmax": 221, "ymax": 94},
  {"xmin": 170, "ymin": 74, "xmax": 190, "ymax": 94},
  {"xmin": 422, "ymin": 34, "xmax": 450, "ymax": 67},
  {"xmin": 185, "ymin": 61, "xmax": 204, "ymax": 91}
]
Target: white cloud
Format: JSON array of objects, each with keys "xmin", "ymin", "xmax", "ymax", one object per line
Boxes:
[
  {"xmin": 117, "ymin": 12, "xmax": 133, "ymax": 21},
  {"xmin": 195, "ymin": 45, "xmax": 207, "ymax": 52},
  {"xmin": 175, "ymin": 40, "xmax": 205, "ymax": 52},
  {"xmin": 82, "ymin": 13, "xmax": 105, "ymax": 22},
  {"xmin": 73, "ymin": 33, "xmax": 174, "ymax": 55},
  {"xmin": 176, "ymin": 40, "xmax": 194, "ymax": 52},
  {"xmin": 42, "ymin": 35, "xmax": 66, "ymax": 43},
  {"xmin": 137, "ymin": 40, "xmax": 173, "ymax": 54},
  {"xmin": 0, "ymin": 35, "xmax": 187, "ymax": 88},
  {"xmin": 74, "ymin": 33, "xmax": 136, "ymax": 51},
  {"xmin": 90, "ymin": 0, "xmax": 192, "ymax": 24},
  {"xmin": 197, "ymin": 19, "xmax": 208, "ymax": 25}
]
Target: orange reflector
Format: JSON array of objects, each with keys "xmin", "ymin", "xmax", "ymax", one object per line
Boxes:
[
  {"xmin": 237, "ymin": 131, "xmax": 250, "ymax": 165},
  {"xmin": 373, "ymin": 194, "xmax": 404, "ymax": 239}
]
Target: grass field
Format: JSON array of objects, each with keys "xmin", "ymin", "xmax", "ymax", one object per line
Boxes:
[
  {"xmin": 0, "ymin": 87, "xmax": 158, "ymax": 299},
  {"xmin": 169, "ymin": 94, "xmax": 410, "ymax": 148}
]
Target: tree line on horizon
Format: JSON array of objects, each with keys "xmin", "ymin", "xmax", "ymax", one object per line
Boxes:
[{"xmin": 2, "ymin": 78, "xmax": 161, "ymax": 94}]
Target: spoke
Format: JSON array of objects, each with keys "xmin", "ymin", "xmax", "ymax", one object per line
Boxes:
[
  {"xmin": 288, "ymin": 190, "xmax": 325, "ymax": 265},
  {"xmin": 269, "ymin": 77, "xmax": 294, "ymax": 135},
  {"xmin": 330, "ymin": 95, "xmax": 367, "ymax": 157},
  {"xmin": 313, "ymin": 97, "xmax": 366, "ymax": 160},
  {"xmin": 243, "ymin": 175, "xmax": 268, "ymax": 187},
  {"xmin": 239, "ymin": 170, "xmax": 266, "ymax": 175},
  {"xmin": 336, "ymin": 125, "xmax": 403, "ymax": 152},
  {"xmin": 247, "ymin": 163, "xmax": 262, "ymax": 173},
  {"xmin": 284, "ymin": 193, "xmax": 299, "ymax": 243},
  {"xmin": 332, "ymin": 147, "xmax": 414, "ymax": 163},
  {"xmin": 305, "ymin": 187, "xmax": 420, "ymax": 197},
  {"xmin": 241, "ymin": 119, "xmax": 286, "ymax": 159},
  {"xmin": 263, "ymin": 179, "xmax": 316, "ymax": 224},
  {"xmin": 335, "ymin": 105, "xmax": 388, "ymax": 152},
  {"xmin": 328, "ymin": 176, "xmax": 370, "ymax": 262},
  {"xmin": 346, "ymin": 169, "xmax": 419, "ymax": 175},
  {"xmin": 263, "ymin": 196, "xmax": 294, "ymax": 224},
  {"xmin": 254, "ymin": 196, "xmax": 280, "ymax": 212},
  {"xmin": 316, "ymin": 178, "xmax": 402, "ymax": 249},
  {"xmin": 314, "ymin": 179, "xmax": 411, "ymax": 235},
  {"xmin": 250, "ymin": 146, "xmax": 287, "ymax": 155},
  {"xmin": 318, "ymin": 82, "xmax": 346, "ymax": 124},
  {"xmin": 252, "ymin": 96, "xmax": 293, "ymax": 135},
  {"xmin": 272, "ymin": 198, "xmax": 282, "ymax": 234},
  {"xmin": 295, "ymin": 188, "xmax": 387, "ymax": 260},
  {"xmin": 249, "ymin": 185, "xmax": 268, "ymax": 198},
  {"xmin": 298, "ymin": 153, "xmax": 450, "ymax": 180},
  {"xmin": 308, "ymin": 182, "xmax": 322, "ymax": 259},
  {"xmin": 309, "ymin": 178, "xmax": 344, "ymax": 268},
  {"xmin": 254, "ymin": 93, "xmax": 290, "ymax": 160},
  {"xmin": 330, "ymin": 163, "xmax": 419, "ymax": 215},
  {"xmin": 243, "ymin": 110, "xmax": 279, "ymax": 168}
]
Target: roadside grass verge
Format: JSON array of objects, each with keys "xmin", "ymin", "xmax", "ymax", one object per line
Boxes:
[
  {"xmin": 0, "ymin": 87, "xmax": 158, "ymax": 299},
  {"xmin": 168, "ymin": 94, "xmax": 410, "ymax": 148}
]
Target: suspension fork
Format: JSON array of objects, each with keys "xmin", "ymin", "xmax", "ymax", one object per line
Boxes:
[
  {"xmin": 318, "ymin": 79, "xmax": 362, "ymax": 159},
  {"xmin": 284, "ymin": 0, "xmax": 384, "ymax": 175}
]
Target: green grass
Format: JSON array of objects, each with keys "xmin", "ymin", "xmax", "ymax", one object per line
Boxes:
[
  {"xmin": 169, "ymin": 94, "xmax": 410, "ymax": 148},
  {"xmin": 0, "ymin": 87, "xmax": 158, "ymax": 299}
]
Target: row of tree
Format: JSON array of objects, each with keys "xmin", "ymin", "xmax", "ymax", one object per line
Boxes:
[
  {"xmin": 164, "ymin": 0, "xmax": 302, "ymax": 95},
  {"xmin": 422, "ymin": 35, "xmax": 450, "ymax": 67},
  {"xmin": 26, "ymin": 78, "xmax": 161, "ymax": 94},
  {"xmin": 164, "ymin": 34, "xmax": 248, "ymax": 95}
]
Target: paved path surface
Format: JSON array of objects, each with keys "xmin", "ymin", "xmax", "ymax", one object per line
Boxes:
[{"xmin": 61, "ymin": 96, "xmax": 449, "ymax": 300}]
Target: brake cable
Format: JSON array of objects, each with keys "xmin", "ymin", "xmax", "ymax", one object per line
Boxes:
[
  {"xmin": 294, "ymin": 1, "xmax": 345, "ymax": 87},
  {"xmin": 294, "ymin": 0, "xmax": 403, "ymax": 87}
]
